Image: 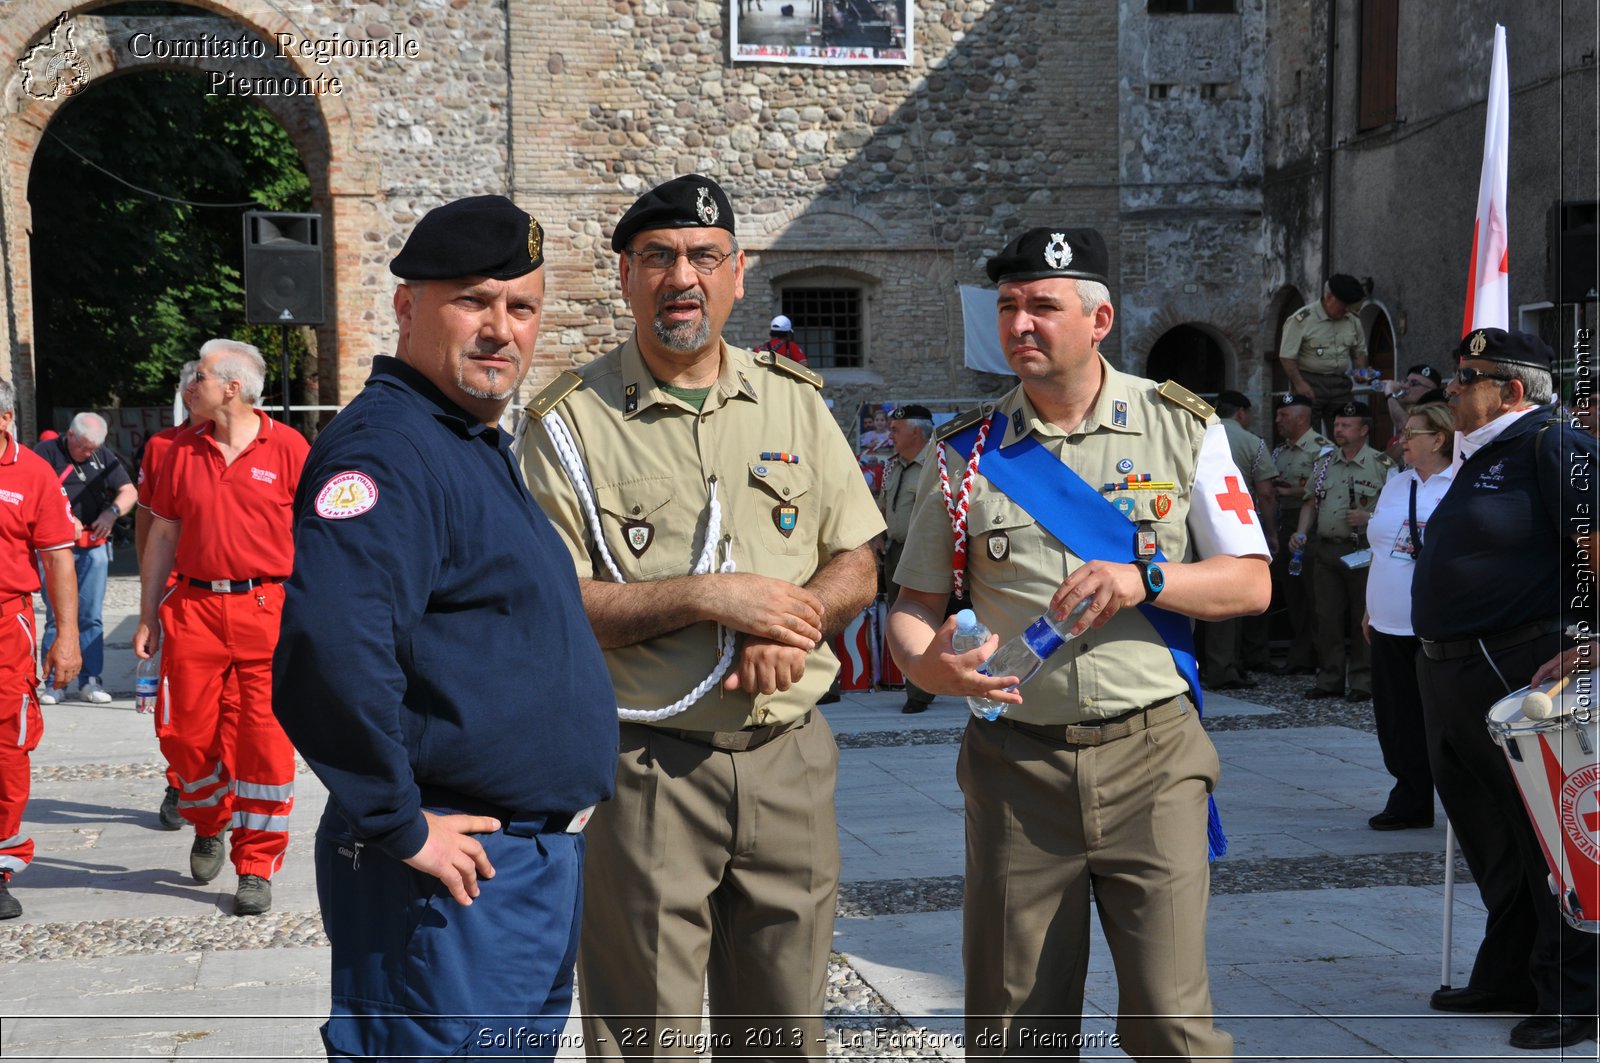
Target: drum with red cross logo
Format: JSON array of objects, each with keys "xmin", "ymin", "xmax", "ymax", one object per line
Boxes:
[
  {"xmin": 830, "ymin": 602, "xmax": 876, "ymax": 691},
  {"xmin": 1488, "ymin": 682, "xmax": 1600, "ymax": 933}
]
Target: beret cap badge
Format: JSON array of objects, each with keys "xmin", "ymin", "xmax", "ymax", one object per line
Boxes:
[
  {"xmin": 1043, "ymin": 233, "xmax": 1072, "ymax": 270},
  {"xmin": 696, "ymin": 187, "xmax": 720, "ymax": 226},
  {"xmin": 1468, "ymin": 330, "xmax": 1488, "ymax": 356},
  {"xmin": 528, "ymin": 219, "xmax": 542, "ymax": 263}
]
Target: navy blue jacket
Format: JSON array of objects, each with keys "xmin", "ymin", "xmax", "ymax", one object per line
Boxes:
[
  {"xmin": 1412, "ymin": 404, "xmax": 1599, "ymax": 641},
  {"xmin": 273, "ymin": 357, "xmax": 616, "ymax": 860}
]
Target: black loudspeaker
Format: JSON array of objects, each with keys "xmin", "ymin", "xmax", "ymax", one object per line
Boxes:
[
  {"xmin": 243, "ymin": 212, "xmax": 325, "ymax": 325},
  {"xmin": 1547, "ymin": 201, "xmax": 1599, "ymax": 305}
]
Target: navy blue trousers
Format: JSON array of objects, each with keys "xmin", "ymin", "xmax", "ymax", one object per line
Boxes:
[{"xmin": 316, "ymin": 805, "xmax": 584, "ymax": 1060}]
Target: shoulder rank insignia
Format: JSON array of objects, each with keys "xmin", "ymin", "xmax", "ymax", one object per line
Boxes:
[
  {"xmin": 1292, "ymin": 306, "xmax": 1311, "ymax": 322},
  {"xmin": 1156, "ymin": 380, "xmax": 1214, "ymax": 421},
  {"xmin": 935, "ymin": 405, "xmax": 991, "ymax": 443},
  {"xmin": 760, "ymin": 352, "xmax": 824, "ymax": 390},
  {"xmin": 528, "ymin": 371, "xmax": 583, "ymax": 418}
]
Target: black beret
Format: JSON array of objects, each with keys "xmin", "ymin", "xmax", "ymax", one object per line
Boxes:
[
  {"xmin": 1405, "ymin": 364, "xmax": 1442, "ymax": 383},
  {"xmin": 1215, "ymin": 389, "xmax": 1251, "ymax": 410},
  {"xmin": 1278, "ymin": 392, "xmax": 1315, "ymax": 409},
  {"xmin": 986, "ymin": 227, "xmax": 1109, "ymax": 285},
  {"xmin": 389, "ymin": 195, "xmax": 544, "ymax": 280},
  {"xmin": 1335, "ymin": 400, "xmax": 1372, "ymax": 420},
  {"xmin": 1457, "ymin": 327, "xmax": 1553, "ymax": 370},
  {"xmin": 1327, "ymin": 274, "xmax": 1365, "ymax": 303},
  {"xmin": 890, "ymin": 404, "xmax": 933, "ymax": 421},
  {"xmin": 611, "ymin": 174, "xmax": 735, "ymax": 252}
]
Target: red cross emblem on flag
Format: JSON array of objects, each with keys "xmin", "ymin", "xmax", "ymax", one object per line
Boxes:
[{"xmin": 1216, "ymin": 476, "xmax": 1256, "ymax": 524}]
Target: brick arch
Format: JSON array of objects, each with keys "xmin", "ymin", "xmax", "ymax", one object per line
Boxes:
[{"xmin": 0, "ymin": 1, "xmax": 382, "ymax": 434}]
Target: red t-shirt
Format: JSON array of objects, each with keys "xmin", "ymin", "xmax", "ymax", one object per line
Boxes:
[
  {"xmin": 149, "ymin": 413, "xmax": 310, "ymax": 582},
  {"xmin": 756, "ymin": 338, "xmax": 808, "ymax": 364},
  {"xmin": 138, "ymin": 423, "xmax": 186, "ymax": 501},
  {"xmin": 0, "ymin": 434, "xmax": 76, "ymax": 595}
]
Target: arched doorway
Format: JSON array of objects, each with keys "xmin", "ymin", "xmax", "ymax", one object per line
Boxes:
[
  {"xmin": 1361, "ymin": 302, "xmax": 1398, "ymax": 453},
  {"xmin": 1145, "ymin": 324, "xmax": 1229, "ymax": 399},
  {"xmin": 1266, "ymin": 285, "xmax": 1306, "ymax": 401}
]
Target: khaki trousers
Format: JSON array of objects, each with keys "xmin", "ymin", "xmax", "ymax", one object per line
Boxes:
[
  {"xmin": 1310, "ymin": 542, "xmax": 1371, "ymax": 696},
  {"xmin": 578, "ymin": 716, "xmax": 840, "ymax": 1061},
  {"xmin": 957, "ymin": 710, "xmax": 1232, "ymax": 1062}
]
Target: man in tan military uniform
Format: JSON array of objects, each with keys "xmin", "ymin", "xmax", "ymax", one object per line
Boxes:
[
  {"xmin": 1279, "ymin": 273, "xmax": 1369, "ymax": 434},
  {"xmin": 1290, "ymin": 400, "xmax": 1394, "ymax": 701},
  {"xmin": 887, "ymin": 227, "xmax": 1270, "ymax": 1062},
  {"xmin": 518, "ymin": 174, "xmax": 882, "ymax": 1061},
  {"xmin": 1271, "ymin": 393, "xmax": 1334, "ymax": 673},
  {"xmin": 878, "ymin": 404, "xmax": 937, "ymax": 712},
  {"xmin": 1202, "ymin": 390, "xmax": 1279, "ymax": 688}
]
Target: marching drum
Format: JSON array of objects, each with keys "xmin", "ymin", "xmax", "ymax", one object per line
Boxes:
[{"xmin": 1487, "ymin": 680, "xmax": 1600, "ymax": 933}]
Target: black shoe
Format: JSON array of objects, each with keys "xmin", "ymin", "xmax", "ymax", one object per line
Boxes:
[
  {"xmin": 190, "ymin": 834, "xmax": 225, "ymax": 884},
  {"xmin": 817, "ymin": 689, "xmax": 841, "ymax": 705},
  {"xmin": 1344, "ymin": 690, "xmax": 1372, "ymax": 702},
  {"xmin": 0, "ymin": 875, "xmax": 19, "ymax": 920},
  {"xmin": 158, "ymin": 786, "xmax": 184, "ymax": 831},
  {"xmin": 233, "ymin": 874, "xmax": 272, "ymax": 917},
  {"xmin": 1508, "ymin": 1014, "xmax": 1597, "ymax": 1049},
  {"xmin": 900, "ymin": 700, "xmax": 930, "ymax": 714},
  {"xmin": 1304, "ymin": 687, "xmax": 1343, "ymax": 700},
  {"xmin": 1429, "ymin": 986, "xmax": 1537, "ymax": 1014},
  {"xmin": 1369, "ymin": 811, "xmax": 1433, "ymax": 831}
]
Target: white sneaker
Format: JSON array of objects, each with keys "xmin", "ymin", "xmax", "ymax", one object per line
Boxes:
[
  {"xmin": 78, "ymin": 677, "xmax": 112, "ymax": 704},
  {"xmin": 37, "ymin": 689, "xmax": 58, "ymax": 705}
]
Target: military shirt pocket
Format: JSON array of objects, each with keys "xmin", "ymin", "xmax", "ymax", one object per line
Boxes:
[
  {"xmin": 595, "ymin": 477, "xmax": 683, "ymax": 577},
  {"xmin": 748, "ymin": 461, "xmax": 813, "ymax": 555},
  {"xmin": 969, "ymin": 497, "xmax": 1035, "ymax": 583}
]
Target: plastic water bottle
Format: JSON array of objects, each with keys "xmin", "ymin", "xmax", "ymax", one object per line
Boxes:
[
  {"xmin": 135, "ymin": 656, "xmax": 160, "ymax": 715},
  {"xmin": 1287, "ymin": 548, "xmax": 1304, "ymax": 577},
  {"xmin": 952, "ymin": 610, "xmax": 990, "ymax": 654},
  {"xmin": 964, "ymin": 597, "xmax": 1095, "ymax": 721}
]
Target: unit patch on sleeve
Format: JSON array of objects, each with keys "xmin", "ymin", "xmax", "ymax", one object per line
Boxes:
[{"xmin": 315, "ymin": 472, "xmax": 379, "ymax": 520}]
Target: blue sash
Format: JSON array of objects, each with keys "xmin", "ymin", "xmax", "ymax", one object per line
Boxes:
[{"xmin": 950, "ymin": 414, "xmax": 1226, "ymax": 860}]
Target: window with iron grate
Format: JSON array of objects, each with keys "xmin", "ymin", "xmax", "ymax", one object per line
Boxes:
[{"xmin": 780, "ymin": 287, "xmax": 863, "ymax": 369}]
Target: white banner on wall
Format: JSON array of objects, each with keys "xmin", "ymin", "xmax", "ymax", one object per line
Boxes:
[
  {"xmin": 730, "ymin": 0, "xmax": 911, "ymax": 66},
  {"xmin": 958, "ymin": 285, "xmax": 1010, "ymax": 376}
]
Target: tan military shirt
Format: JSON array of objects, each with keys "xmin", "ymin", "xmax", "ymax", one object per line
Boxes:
[
  {"xmin": 879, "ymin": 440, "xmax": 930, "ymax": 546},
  {"xmin": 896, "ymin": 357, "xmax": 1265, "ymax": 725},
  {"xmin": 1304, "ymin": 443, "xmax": 1394, "ymax": 541},
  {"xmin": 1272, "ymin": 428, "xmax": 1334, "ymax": 513},
  {"xmin": 1279, "ymin": 300, "xmax": 1368, "ymax": 376},
  {"xmin": 1221, "ymin": 418, "xmax": 1278, "ymax": 490},
  {"xmin": 519, "ymin": 336, "xmax": 884, "ymax": 731}
]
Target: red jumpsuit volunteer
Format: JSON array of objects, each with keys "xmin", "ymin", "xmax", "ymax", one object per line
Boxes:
[
  {"xmin": 0, "ymin": 378, "xmax": 81, "ymax": 920},
  {"xmin": 134, "ymin": 340, "xmax": 309, "ymax": 918}
]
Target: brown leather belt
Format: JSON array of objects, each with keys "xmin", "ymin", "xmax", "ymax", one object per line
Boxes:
[
  {"xmin": 648, "ymin": 711, "xmax": 813, "ymax": 753},
  {"xmin": 997, "ymin": 696, "xmax": 1188, "ymax": 747},
  {"xmin": 1420, "ymin": 621, "xmax": 1562, "ymax": 662}
]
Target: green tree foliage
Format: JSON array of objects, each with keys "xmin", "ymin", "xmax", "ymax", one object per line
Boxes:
[{"xmin": 29, "ymin": 69, "xmax": 311, "ymax": 414}]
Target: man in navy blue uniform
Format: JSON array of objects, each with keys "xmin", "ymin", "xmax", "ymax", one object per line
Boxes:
[
  {"xmin": 1412, "ymin": 328, "xmax": 1598, "ymax": 1050},
  {"xmin": 274, "ymin": 196, "xmax": 616, "ymax": 1060}
]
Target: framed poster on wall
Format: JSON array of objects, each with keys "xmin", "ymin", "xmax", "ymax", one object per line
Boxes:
[{"xmin": 731, "ymin": 0, "xmax": 911, "ymax": 66}]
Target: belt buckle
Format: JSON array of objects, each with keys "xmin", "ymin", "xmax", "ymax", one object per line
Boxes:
[
  {"xmin": 711, "ymin": 730, "xmax": 753, "ymax": 752},
  {"xmin": 565, "ymin": 805, "xmax": 595, "ymax": 834},
  {"xmin": 1063, "ymin": 724, "xmax": 1101, "ymax": 746},
  {"xmin": 209, "ymin": 580, "xmax": 231, "ymax": 593}
]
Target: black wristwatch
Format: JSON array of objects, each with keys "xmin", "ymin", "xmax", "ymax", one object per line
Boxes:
[{"xmin": 1132, "ymin": 560, "xmax": 1164, "ymax": 604}]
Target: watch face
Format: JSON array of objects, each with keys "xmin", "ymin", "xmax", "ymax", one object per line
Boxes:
[{"xmin": 1147, "ymin": 564, "xmax": 1164, "ymax": 591}]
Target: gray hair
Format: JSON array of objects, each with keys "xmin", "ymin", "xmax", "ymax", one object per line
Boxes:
[
  {"xmin": 1075, "ymin": 279, "xmax": 1110, "ymax": 316},
  {"xmin": 0, "ymin": 379, "xmax": 14, "ymax": 418},
  {"xmin": 903, "ymin": 417, "xmax": 934, "ymax": 439},
  {"xmin": 67, "ymin": 411, "xmax": 108, "ymax": 446},
  {"xmin": 178, "ymin": 360, "xmax": 199, "ymax": 392},
  {"xmin": 1502, "ymin": 363, "xmax": 1555, "ymax": 406},
  {"xmin": 199, "ymin": 339, "xmax": 267, "ymax": 406}
]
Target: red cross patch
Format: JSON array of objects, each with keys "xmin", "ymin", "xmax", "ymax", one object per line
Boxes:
[{"xmin": 1216, "ymin": 476, "xmax": 1256, "ymax": 524}]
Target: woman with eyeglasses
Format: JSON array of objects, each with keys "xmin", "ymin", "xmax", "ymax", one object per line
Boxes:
[{"xmin": 1360, "ymin": 401, "xmax": 1454, "ymax": 831}]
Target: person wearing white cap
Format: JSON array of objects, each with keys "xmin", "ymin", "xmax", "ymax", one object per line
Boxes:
[{"xmin": 755, "ymin": 313, "xmax": 808, "ymax": 364}]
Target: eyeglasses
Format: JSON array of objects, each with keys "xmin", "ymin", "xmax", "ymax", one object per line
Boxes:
[
  {"xmin": 1452, "ymin": 366, "xmax": 1514, "ymax": 387},
  {"xmin": 626, "ymin": 246, "xmax": 732, "ymax": 275},
  {"xmin": 1401, "ymin": 427, "xmax": 1441, "ymax": 437}
]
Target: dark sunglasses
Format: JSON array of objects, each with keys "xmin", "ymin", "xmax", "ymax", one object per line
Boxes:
[{"xmin": 1452, "ymin": 366, "xmax": 1515, "ymax": 387}]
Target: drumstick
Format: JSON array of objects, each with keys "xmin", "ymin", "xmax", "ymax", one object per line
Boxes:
[{"xmin": 1522, "ymin": 674, "xmax": 1574, "ymax": 721}]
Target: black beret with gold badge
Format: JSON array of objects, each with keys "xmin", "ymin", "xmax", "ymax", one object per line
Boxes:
[
  {"xmin": 1327, "ymin": 274, "xmax": 1365, "ymax": 303},
  {"xmin": 1456, "ymin": 327, "xmax": 1554, "ymax": 370},
  {"xmin": 389, "ymin": 195, "xmax": 544, "ymax": 280},
  {"xmin": 1279, "ymin": 392, "xmax": 1315, "ymax": 408},
  {"xmin": 1335, "ymin": 400, "xmax": 1372, "ymax": 420}
]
